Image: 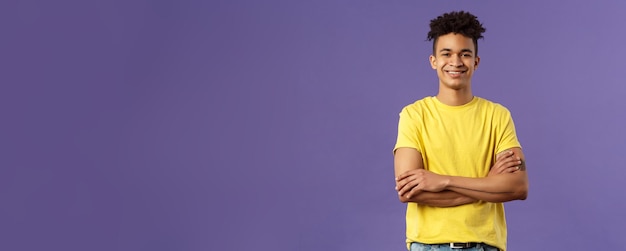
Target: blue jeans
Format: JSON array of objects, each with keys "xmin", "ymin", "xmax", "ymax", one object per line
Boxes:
[{"xmin": 410, "ymin": 242, "xmax": 500, "ymax": 251}]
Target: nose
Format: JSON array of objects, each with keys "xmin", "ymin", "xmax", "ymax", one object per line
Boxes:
[{"xmin": 449, "ymin": 55, "xmax": 463, "ymax": 67}]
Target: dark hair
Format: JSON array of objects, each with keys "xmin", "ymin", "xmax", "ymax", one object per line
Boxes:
[{"xmin": 427, "ymin": 11, "xmax": 486, "ymax": 55}]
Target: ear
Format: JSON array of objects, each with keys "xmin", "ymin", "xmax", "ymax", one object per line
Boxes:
[
  {"xmin": 429, "ymin": 55, "xmax": 436, "ymax": 70},
  {"xmin": 474, "ymin": 56, "xmax": 480, "ymax": 69}
]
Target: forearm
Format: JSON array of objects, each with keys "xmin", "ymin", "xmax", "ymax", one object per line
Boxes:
[
  {"xmin": 400, "ymin": 190, "xmax": 477, "ymax": 207},
  {"xmin": 446, "ymin": 172, "xmax": 528, "ymax": 203}
]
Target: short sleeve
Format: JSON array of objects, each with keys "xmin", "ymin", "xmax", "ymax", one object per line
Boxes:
[
  {"xmin": 494, "ymin": 107, "xmax": 521, "ymax": 154},
  {"xmin": 393, "ymin": 107, "xmax": 421, "ymax": 154}
]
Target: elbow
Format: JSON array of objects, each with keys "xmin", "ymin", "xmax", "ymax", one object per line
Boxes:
[
  {"xmin": 512, "ymin": 174, "xmax": 529, "ymax": 201},
  {"xmin": 515, "ymin": 183, "xmax": 529, "ymax": 200},
  {"xmin": 516, "ymin": 190, "xmax": 528, "ymax": 200},
  {"xmin": 398, "ymin": 195, "xmax": 409, "ymax": 203}
]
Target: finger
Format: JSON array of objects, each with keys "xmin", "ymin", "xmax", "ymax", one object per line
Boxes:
[
  {"xmin": 399, "ymin": 178, "xmax": 420, "ymax": 196},
  {"xmin": 500, "ymin": 158, "xmax": 519, "ymax": 169},
  {"xmin": 396, "ymin": 175, "xmax": 416, "ymax": 193},
  {"xmin": 503, "ymin": 158, "xmax": 522, "ymax": 168},
  {"xmin": 495, "ymin": 161, "xmax": 518, "ymax": 173},
  {"xmin": 495, "ymin": 154, "xmax": 519, "ymax": 165},
  {"xmin": 496, "ymin": 154, "xmax": 517, "ymax": 166},
  {"xmin": 503, "ymin": 165, "xmax": 521, "ymax": 173},
  {"xmin": 495, "ymin": 150, "xmax": 513, "ymax": 162},
  {"xmin": 492, "ymin": 158, "xmax": 513, "ymax": 173},
  {"xmin": 399, "ymin": 180, "xmax": 418, "ymax": 196},
  {"xmin": 494, "ymin": 158, "xmax": 522, "ymax": 174},
  {"xmin": 396, "ymin": 169, "xmax": 422, "ymax": 189},
  {"xmin": 396, "ymin": 169, "xmax": 415, "ymax": 182},
  {"xmin": 405, "ymin": 183, "xmax": 424, "ymax": 198}
]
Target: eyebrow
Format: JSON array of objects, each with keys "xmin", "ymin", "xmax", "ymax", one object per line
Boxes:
[{"xmin": 438, "ymin": 48, "xmax": 474, "ymax": 54}]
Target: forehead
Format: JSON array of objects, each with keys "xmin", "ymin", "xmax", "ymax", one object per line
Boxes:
[{"xmin": 435, "ymin": 33, "xmax": 475, "ymax": 51}]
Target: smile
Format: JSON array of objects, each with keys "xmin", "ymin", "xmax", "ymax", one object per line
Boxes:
[{"xmin": 445, "ymin": 70, "xmax": 467, "ymax": 77}]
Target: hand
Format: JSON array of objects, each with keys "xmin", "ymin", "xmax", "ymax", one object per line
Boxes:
[
  {"xmin": 488, "ymin": 150, "xmax": 522, "ymax": 176},
  {"xmin": 395, "ymin": 169, "xmax": 449, "ymax": 199}
]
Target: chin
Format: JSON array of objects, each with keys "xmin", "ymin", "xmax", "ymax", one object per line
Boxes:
[{"xmin": 443, "ymin": 82, "xmax": 469, "ymax": 90}]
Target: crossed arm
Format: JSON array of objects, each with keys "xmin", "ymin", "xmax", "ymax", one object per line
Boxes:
[{"xmin": 393, "ymin": 147, "xmax": 528, "ymax": 206}]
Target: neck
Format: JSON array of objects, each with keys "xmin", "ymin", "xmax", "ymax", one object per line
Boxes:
[{"xmin": 436, "ymin": 87, "xmax": 474, "ymax": 106}]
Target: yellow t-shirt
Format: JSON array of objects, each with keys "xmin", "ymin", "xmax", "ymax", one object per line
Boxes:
[{"xmin": 393, "ymin": 96, "xmax": 521, "ymax": 251}]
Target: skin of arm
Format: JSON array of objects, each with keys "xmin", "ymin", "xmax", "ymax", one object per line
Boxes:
[
  {"xmin": 394, "ymin": 147, "xmax": 477, "ymax": 207},
  {"xmin": 396, "ymin": 147, "xmax": 528, "ymax": 203}
]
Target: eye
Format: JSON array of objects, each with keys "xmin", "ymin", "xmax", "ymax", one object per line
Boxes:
[
  {"xmin": 462, "ymin": 54, "xmax": 472, "ymax": 57},
  {"xmin": 441, "ymin": 53, "xmax": 450, "ymax": 57}
]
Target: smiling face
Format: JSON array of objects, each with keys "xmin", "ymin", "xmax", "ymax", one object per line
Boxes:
[{"xmin": 429, "ymin": 33, "xmax": 480, "ymax": 91}]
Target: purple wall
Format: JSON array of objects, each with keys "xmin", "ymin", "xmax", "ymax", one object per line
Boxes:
[{"xmin": 2, "ymin": 0, "xmax": 626, "ymax": 250}]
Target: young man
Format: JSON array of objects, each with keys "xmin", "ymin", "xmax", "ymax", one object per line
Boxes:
[{"xmin": 393, "ymin": 11, "xmax": 528, "ymax": 251}]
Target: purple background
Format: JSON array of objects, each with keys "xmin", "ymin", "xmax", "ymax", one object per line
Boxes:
[{"xmin": 2, "ymin": 0, "xmax": 625, "ymax": 250}]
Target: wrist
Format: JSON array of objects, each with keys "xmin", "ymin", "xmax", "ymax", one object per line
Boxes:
[{"xmin": 443, "ymin": 175, "xmax": 452, "ymax": 189}]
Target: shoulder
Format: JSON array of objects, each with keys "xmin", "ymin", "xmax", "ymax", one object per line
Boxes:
[
  {"xmin": 399, "ymin": 97, "xmax": 435, "ymax": 115},
  {"xmin": 475, "ymin": 97, "xmax": 512, "ymax": 115}
]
